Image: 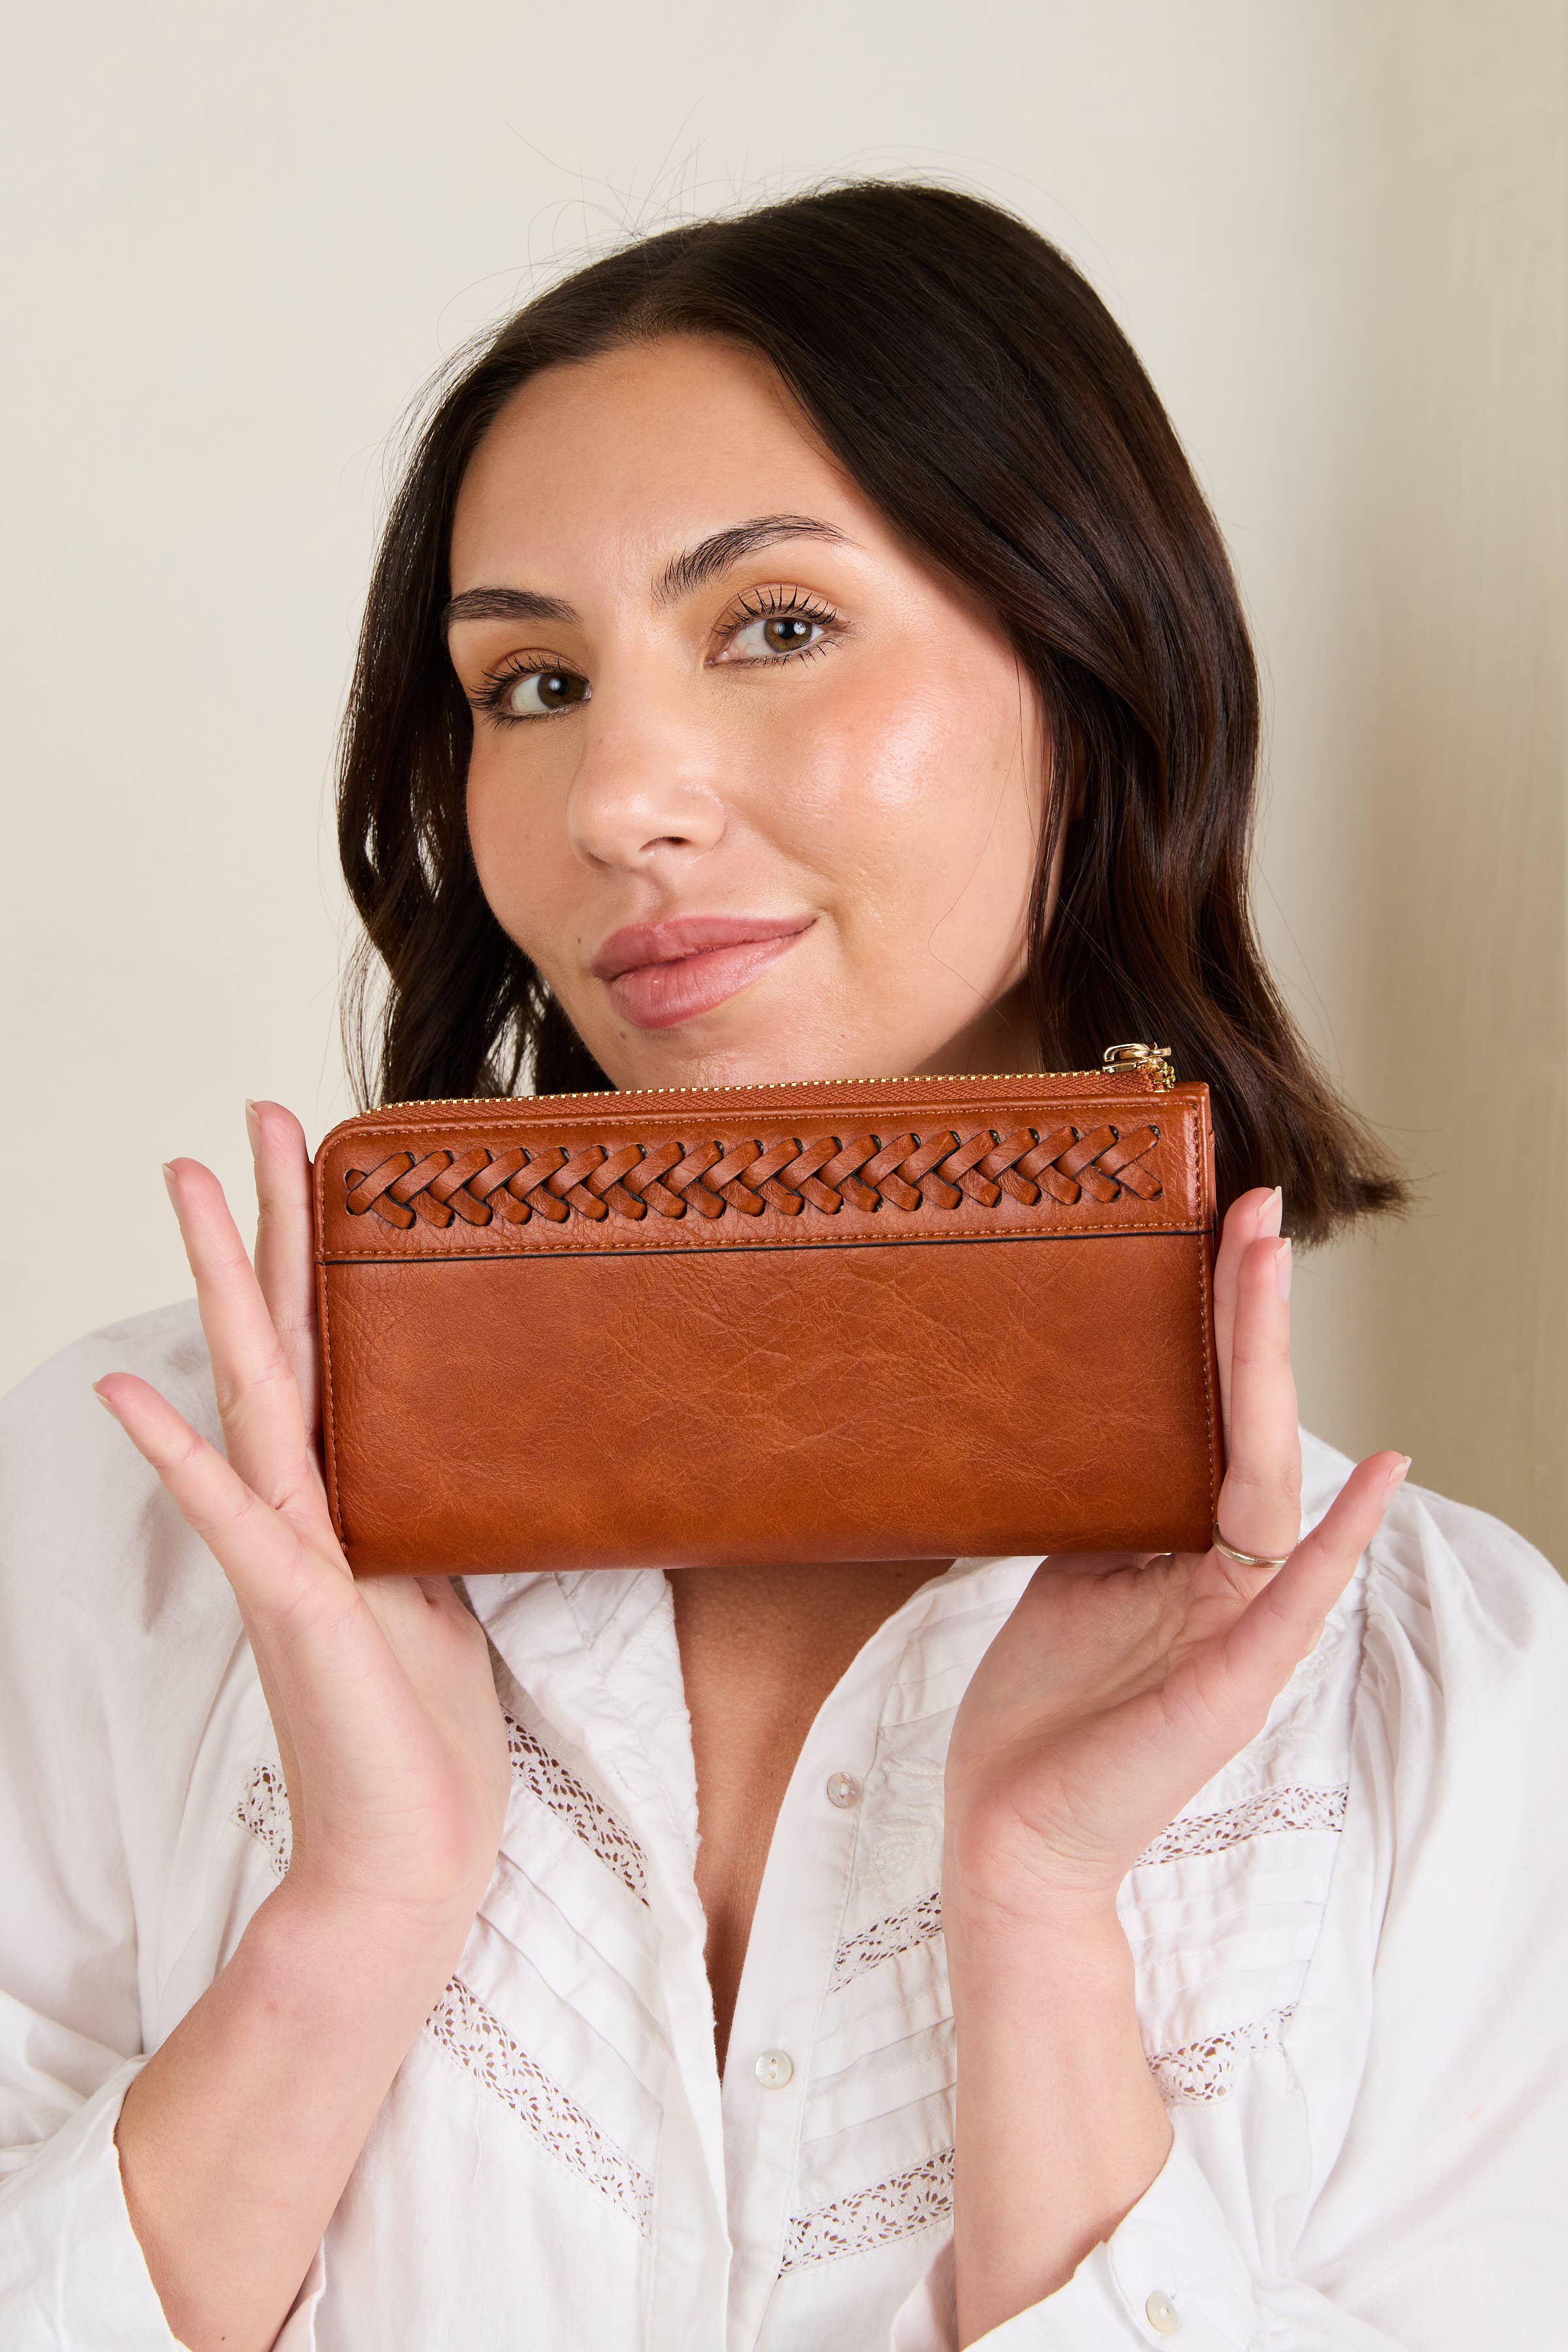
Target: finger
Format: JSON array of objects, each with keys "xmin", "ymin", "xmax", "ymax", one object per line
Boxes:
[
  {"xmin": 1213, "ymin": 1226, "xmax": 1299, "ymax": 1565},
  {"xmin": 97, "ymin": 1370, "xmax": 317, "ymax": 1854},
  {"xmin": 95, "ymin": 1377, "xmax": 415, "ymax": 1814},
  {"xmin": 248, "ymin": 1102, "xmax": 319, "ymax": 1437},
  {"xmin": 165, "ymin": 1158, "xmax": 321, "ymax": 1521},
  {"xmin": 1213, "ymin": 1187, "xmax": 1281, "ymax": 1446},
  {"xmin": 93, "ymin": 1373, "xmax": 351, "ymax": 1612},
  {"xmin": 1222, "ymin": 1452, "xmax": 1409, "ymax": 1691}
]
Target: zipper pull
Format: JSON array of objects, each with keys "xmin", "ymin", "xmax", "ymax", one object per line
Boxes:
[{"xmin": 1102, "ymin": 1041, "xmax": 1176, "ymax": 1089}]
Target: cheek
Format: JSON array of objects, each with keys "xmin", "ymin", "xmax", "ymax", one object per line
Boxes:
[
  {"xmin": 773, "ymin": 645, "xmax": 1038, "ymax": 923},
  {"xmin": 464, "ymin": 742, "xmax": 568, "ymax": 942},
  {"xmin": 463, "ymin": 742, "xmax": 602, "ymax": 1007}
]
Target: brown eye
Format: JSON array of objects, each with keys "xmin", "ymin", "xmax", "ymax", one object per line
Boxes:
[
  {"xmin": 723, "ymin": 607, "xmax": 832, "ymax": 662},
  {"xmin": 503, "ymin": 667, "xmax": 591, "ymax": 718}
]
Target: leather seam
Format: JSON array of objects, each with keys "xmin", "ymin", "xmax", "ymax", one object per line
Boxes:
[
  {"xmin": 318, "ymin": 1256, "xmax": 344, "ymax": 1543},
  {"xmin": 316, "ymin": 1223, "xmax": 1210, "ymax": 1264},
  {"xmin": 324, "ymin": 1092, "xmax": 1178, "ymax": 1143},
  {"xmin": 312, "ymin": 1151, "xmax": 346, "ymax": 1545},
  {"xmin": 1193, "ymin": 1116, "xmax": 1219, "ymax": 1522}
]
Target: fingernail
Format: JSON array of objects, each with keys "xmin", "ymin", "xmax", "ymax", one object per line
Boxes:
[
  {"xmin": 1275, "ymin": 1237, "xmax": 1292, "ymax": 1299},
  {"xmin": 1259, "ymin": 1186, "xmax": 1283, "ymax": 1239},
  {"xmin": 244, "ymin": 1100, "xmax": 261, "ymax": 1156},
  {"xmin": 1386, "ymin": 1454, "xmax": 1412, "ymax": 1495},
  {"xmin": 161, "ymin": 1162, "xmax": 178, "ymax": 1203},
  {"xmin": 91, "ymin": 1381, "xmax": 117, "ymax": 1416}
]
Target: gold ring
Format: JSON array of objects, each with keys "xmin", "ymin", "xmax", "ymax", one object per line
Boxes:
[{"xmin": 1211, "ymin": 1522, "xmax": 1292, "ymax": 1572}]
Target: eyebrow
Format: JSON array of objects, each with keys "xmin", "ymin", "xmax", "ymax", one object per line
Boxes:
[
  {"xmin": 442, "ymin": 585, "xmax": 578, "ymax": 632},
  {"xmin": 442, "ymin": 514, "xmax": 848, "ymax": 636},
  {"xmin": 652, "ymin": 513, "xmax": 847, "ymax": 604}
]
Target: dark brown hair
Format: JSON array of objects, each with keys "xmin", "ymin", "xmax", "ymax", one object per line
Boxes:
[{"xmin": 337, "ymin": 179, "xmax": 1403, "ymax": 1243}]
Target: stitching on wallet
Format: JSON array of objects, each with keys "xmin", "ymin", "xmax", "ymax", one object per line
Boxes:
[
  {"xmin": 338, "ymin": 1122, "xmax": 1164, "ymax": 1234},
  {"xmin": 319, "ymin": 1218, "xmax": 1202, "ymax": 1263},
  {"xmin": 318, "ymin": 1256, "xmax": 343, "ymax": 1543},
  {"xmin": 1194, "ymin": 1117, "xmax": 1218, "ymax": 1524}
]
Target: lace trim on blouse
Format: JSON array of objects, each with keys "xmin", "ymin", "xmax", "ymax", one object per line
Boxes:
[
  {"xmin": 234, "ymin": 1761, "xmax": 290, "ymax": 1877},
  {"xmin": 827, "ymin": 1784, "xmax": 1347, "ymax": 1991},
  {"xmin": 832, "ymin": 1889, "xmax": 943, "ymax": 1990},
  {"xmin": 1135, "ymin": 1784, "xmax": 1348, "ymax": 1866},
  {"xmin": 232, "ymin": 1727, "xmax": 649, "ymax": 1904},
  {"xmin": 229, "ymin": 1767, "xmax": 652, "ymax": 2228},
  {"xmin": 1148, "ymin": 2002, "xmax": 1298, "ymax": 2106},
  {"xmin": 779, "ymin": 2146, "xmax": 955, "ymax": 2273},
  {"xmin": 502, "ymin": 1714, "xmax": 649, "ymax": 1903},
  {"xmin": 428, "ymin": 1976, "xmax": 654, "ymax": 2235}
]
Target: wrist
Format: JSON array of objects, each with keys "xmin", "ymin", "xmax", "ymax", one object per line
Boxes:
[
  {"xmin": 945, "ymin": 1895, "xmax": 1134, "ymax": 2020},
  {"xmin": 941, "ymin": 1780, "xmax": 1135, "ymax": 1925},
  {"xmin": 943, "ymin": 1840, "xmax": 1125, "ymax": 1952},
  {"xmin": 244, "ymin": 1882, "xmax": 473, "ymax": 2024},
  {"xmin": 945, "ymin": 1867, "xmax": 1171, "ymax": 2341}
]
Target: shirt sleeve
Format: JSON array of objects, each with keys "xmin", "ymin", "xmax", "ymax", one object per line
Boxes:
[
  {"xmin": 0, "ymin": 1311, "xmax": 322, "ymax": 2350},
  {"xmin": 890, "ymin": 2137, "xmax": 1411, "ymax": 2350},
  {"xmin": 0, "ymin": 2050, "xmax": 180, "ymax": 2344},
  {"xmin": 892, "ymin": 1484, "xmax": 1568, "ymax": 2351}
]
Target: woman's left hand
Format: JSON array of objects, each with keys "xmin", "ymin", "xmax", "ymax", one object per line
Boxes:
[{"xmin": 944, "ymin": 1184, "xmax": 1409, "ymax": 1919}]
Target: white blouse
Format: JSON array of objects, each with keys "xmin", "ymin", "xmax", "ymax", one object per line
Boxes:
[{"xmin": 1, "ymin": 1299, "xmax": 1565, "ymax": 2349}]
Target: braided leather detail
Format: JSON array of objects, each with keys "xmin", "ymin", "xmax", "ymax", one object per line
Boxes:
[{"xmin": 344, "ymin": 1123, "xmax": 1162, "ymax": 1232}]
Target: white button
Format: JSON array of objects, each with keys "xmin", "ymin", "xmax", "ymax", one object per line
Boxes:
[
  {"xmin": 1145, "ymin": 2287, "xmax": 1181, "ymax": 2336},
  {"xmin": 754, "ymin": 2048, "xmax": 794, "ymax": 2088},
  {"xmin": 826, "ymin": 1771, "xmax": 861, "ymax": 1809}
]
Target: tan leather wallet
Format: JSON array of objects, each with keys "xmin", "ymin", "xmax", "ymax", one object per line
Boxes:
[{"xmin": 312, "ymin": 1046, "xmax": 1221, "ymax": 1575}]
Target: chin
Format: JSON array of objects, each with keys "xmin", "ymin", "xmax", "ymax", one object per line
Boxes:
[
  {"xmin": 591, "ymin": 1015, "xmax": 881, "ymax": 1095},
  {"xmin": 596, "ymin": 1043, "xmax": 819, "ymax": 1093}
]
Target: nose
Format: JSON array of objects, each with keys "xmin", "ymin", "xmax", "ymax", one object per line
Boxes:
[{"xmin": 564, "ymin": 687, "xmax": 728, "ymax": 875}]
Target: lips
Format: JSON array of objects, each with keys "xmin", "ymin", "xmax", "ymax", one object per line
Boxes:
[{"xmin": 591, "ymin": 913, "xmax": 815, "ymax": 1031}]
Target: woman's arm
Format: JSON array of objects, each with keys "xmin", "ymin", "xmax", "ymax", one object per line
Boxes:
[
  {"xmin": 943, "ymin": 1190, "xmax": 1407, "ymax": 2344},
  {"xmin": 114, "ymin": 1891, "xmax": 471, "ymax": 2348},
  {"xmin": 97, "ymin": 1109, "xmax": 510, "ymax": 2352}
]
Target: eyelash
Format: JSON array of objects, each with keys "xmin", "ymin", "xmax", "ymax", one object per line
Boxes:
[
  {"xmin": 710, "ymin": 585, "xmax": 843, "ymax": 664},
  {"xmin": 470, "ymin": 656, "xmax": 573, "ymax": 726},
  {"xmin": 468, "ymin": 587, "xmax": 844, "ymax": 727}
]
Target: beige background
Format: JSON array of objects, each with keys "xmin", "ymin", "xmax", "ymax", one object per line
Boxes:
[{"xmin": 3, "ymin": 3, "xmax": 1563, "ymax": 1561}]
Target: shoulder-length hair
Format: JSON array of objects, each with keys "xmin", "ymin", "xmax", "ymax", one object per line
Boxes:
[{"xmin": 337, "ymin": 179, "xmax": 1404, "ymax": 1243}]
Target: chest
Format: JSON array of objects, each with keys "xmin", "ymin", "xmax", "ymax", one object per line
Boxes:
[
  {"xmin": 207, "ymin": 1571, "xmax": 1360, "ymax": 2352},
  {"xmin": 669, "ymin": 1560, "xmax": 941, "ymax": 2068}
]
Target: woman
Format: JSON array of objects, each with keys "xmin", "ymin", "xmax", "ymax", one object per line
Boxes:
[{"xmin": 1, "ymin": 183, "xmax": 1562, "ymax": 2351}]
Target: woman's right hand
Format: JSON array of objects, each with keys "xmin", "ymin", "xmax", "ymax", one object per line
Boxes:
[{"xmin": 95, "ymin": 1102, "xmax": 510, "ymax": 1948}]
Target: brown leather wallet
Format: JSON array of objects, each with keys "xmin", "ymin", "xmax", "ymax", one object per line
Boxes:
[{"xmin": 312, "ymin": 1047, "xmax": 1222, "ymax": 1575}]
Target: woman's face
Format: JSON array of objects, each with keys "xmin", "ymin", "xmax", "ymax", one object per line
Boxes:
[{"xmin": 448, "ymin": 335, "xmax": 1047, "ymax": 1090}]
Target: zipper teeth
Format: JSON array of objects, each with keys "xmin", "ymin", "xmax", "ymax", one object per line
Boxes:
[{"xmin": 372, "ymin": 1066, "xmax": 1164, "ymax": 1113}]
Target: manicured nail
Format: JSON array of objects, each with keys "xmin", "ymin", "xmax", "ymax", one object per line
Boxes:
[
  {"xmin": 91, "ymin": 1381, "xmax": 118, "ymax": 1416},
  {"xmin": 1259, "ymin": 1186, "xmax": 1283, "ymax": 1239},
  {"xmin": 161, "ymin": 1162, "xmax": 178, "ymax": 1206},
  {"xmin": 1386, "ymin": 1454, "xmax": 1412, "ymax": 1495},
  {"xmin": 1275, "ymin": 1237, "xmax": 1292, "ymax": 1299},
  {"xmin": 245, "ymin": 1100, "xmax": 261, "ymax": 1156}
]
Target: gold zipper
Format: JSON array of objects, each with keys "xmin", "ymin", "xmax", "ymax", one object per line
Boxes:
[{"xmin": 371, "ymin": 1043, "xmax": 1175, "ymax": 1113}]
